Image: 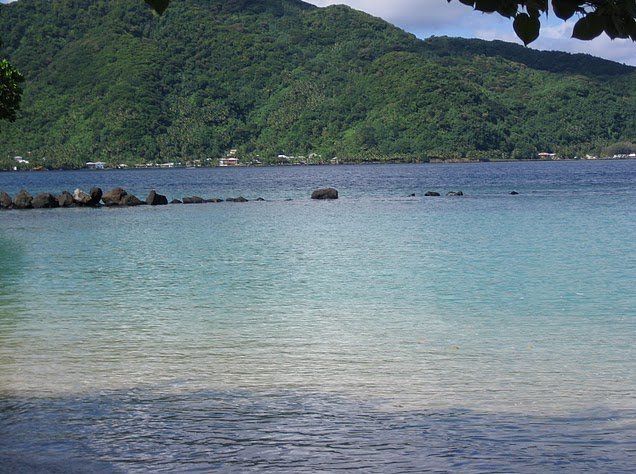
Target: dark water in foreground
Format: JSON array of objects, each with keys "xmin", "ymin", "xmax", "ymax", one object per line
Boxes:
[
  {"xmin": 3, "ymin": 389, "xmax": 634, "ymax": 473},
  {"xmin": 1, "ymin": 161, "xmax": 635, "ymax": 472}
]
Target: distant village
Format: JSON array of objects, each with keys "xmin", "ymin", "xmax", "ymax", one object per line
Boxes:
[{"xmin": 4, "ymin": 149, "xmax": 636, "ymax": 172}]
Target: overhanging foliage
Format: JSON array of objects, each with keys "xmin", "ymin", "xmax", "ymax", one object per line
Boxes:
[{"xmin": 452, "ymin": 0, "xmax": 636, "ymax": 45}]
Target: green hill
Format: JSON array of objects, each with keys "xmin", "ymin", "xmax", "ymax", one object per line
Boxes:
[{"xmin": 1, "ymin": 0, "xmax": 635, "ymax": 168}]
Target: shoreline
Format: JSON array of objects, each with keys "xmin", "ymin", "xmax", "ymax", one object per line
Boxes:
[{"xmin": 2, "ymin": 156, "xmax": 635, "ymax": 173}]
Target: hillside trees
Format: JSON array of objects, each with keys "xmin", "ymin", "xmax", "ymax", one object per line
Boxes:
[
  {"xmin": 2, "ymin": 0, "xmax": 635, "ymax": 126},
  {"xmin": 0, "ymin": 42, "xmax": 24, "ymax": 122}
]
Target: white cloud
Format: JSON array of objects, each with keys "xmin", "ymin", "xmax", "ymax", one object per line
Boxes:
[{"xmin": 307, "ymin": 1, "xmax": 636, "ymax": 66}]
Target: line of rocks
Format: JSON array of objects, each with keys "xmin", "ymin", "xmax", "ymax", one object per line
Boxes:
[
  {"xmin": 423, "ymin": 191, "xmax": 464, "ymax": 197},
  {"xmin": 0, "ymin": 187, "xmax": 527, "ymax": 210},
  {"xmin": 0, "ymin": 186, "xmax": 342, "ymax": 210},
  {"xmin": 0, "ymin": 187, "xmax": 262, "ymax": 210}
]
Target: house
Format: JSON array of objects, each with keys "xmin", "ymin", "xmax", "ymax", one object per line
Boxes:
[
  {"xmin": 219, "ymin": 157, "xmax": 239, "ymax": 167},
  {"xmin": 85, "ymin": 161, "xmax": 105, "ymax": 169},
  {"xmin": 220, "ymin": 149, "xmax": 239, "ymax": 166}
]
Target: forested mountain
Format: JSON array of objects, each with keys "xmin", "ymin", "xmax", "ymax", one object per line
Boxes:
[{"xmin": 0, "ymin": 0, "xmax": 635, "ymax": 168}]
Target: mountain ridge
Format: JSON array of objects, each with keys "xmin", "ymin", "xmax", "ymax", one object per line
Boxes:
[{"xmin": 0, "ymin": 0, "xmax": 634, "ymax": 168}]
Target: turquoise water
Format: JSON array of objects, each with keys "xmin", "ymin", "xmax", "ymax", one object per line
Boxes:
[{"xmin": 1, "ymin": 161, "xmax": 635, "ymax": 472}]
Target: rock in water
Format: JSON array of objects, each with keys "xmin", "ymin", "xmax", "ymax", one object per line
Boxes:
[
  {"xmin": 147, "ymin": 190, "xmax": 168, "ymax": 206},
  {"xmin": 32, "ymin": 192, "xmax": 59, "ymax": 208},
  {"xmin": 89, "ymin": 187, "xmax": 103, "ymax": 206},
  {"xmin": 57, "ymin": 191, "xmax": 74, "ymax": 207},
  {"xmin": 424, "ymin": 191, "xmax": 440, "ymax": 197},
  {"xmin": 120, "ymin": 194, "xmax": 144, "ymax": 206},
  {"xmin": 102, "ymin": 187, "xmax": 128, "ymax": 206},
  {"xmin": 73, "ymin": 188, "xmax": 93, "ymax": 206},
  {"xmin": 311, "ymin": 188, "xmax": 338, "ymax": 200},
  {"xmin": 0, "ymin": 191, "xmax": 13, "ymax": 209},
  {"xmin": 182, "ymin": 196, "xmax": 204, "ymax": 204},
  {"xmin": 13, "ymin": 190, "xmax": 33, "ymax": 209},
  {"xmin": 447, "ymin": 191, "xmax": 464, "ymax": 196},
  {"xmin": 226, "ymin": 196, "xmax": 248, "ymax": 202}
]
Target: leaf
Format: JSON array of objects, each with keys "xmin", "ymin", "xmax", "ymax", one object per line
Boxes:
[
  {"xmin": 527, "ymin": 6, "xmax": 541, "ymax": 19},
  {"xmin": 552, "ymin": 0, "xmax": 578, "ymax": 21},
  {"xmin": 604, "ymin": 16, "xmax": 621, "ymax": 39},
  {"xmin": 145, "ymin": 0, "xmax": 170, "ymax": 15},
  {"xmin": 496, "ymin": 0, "xmax": 518, "ymax": 18},
  {"xmin": 609, "ymin": 14, "xmax": 636, "ymax": 38},
  {"xmin": 527, "ymin": 0, "xmax": 548, "ymax": 11},
  {"xmin": 474, "ymin": 0, "xmax": 499, "ymax": 13},
  {"xmin": 572, "ymin": 14, "xmax": 605, "ymax": 40},
  {"xmin": 513, "ymin": 13, "xmax": 540, "ymax": 45}
]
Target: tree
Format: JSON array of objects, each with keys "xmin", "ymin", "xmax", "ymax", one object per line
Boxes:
[
  {"xmin": 451, "ymin": 0, "xmax": 636, "ymax": 45},
  {"xmin": 0, "ymin": 42, "xmax": 24, "ymax": 122}
]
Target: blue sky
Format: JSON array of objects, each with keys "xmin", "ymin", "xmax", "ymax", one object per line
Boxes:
[{"xmin": 1, "ymin": 0, "xmax": 634, "ymax": 65}]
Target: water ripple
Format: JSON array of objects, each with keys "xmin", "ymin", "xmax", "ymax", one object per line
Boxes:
[{"xmin": 1, "ymin": 389, "xmax": 635, "ymax": 473}]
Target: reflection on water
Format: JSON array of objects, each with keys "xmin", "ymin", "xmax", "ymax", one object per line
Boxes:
[{"xmin": 1, "ymin": 388, "xmax": 635, "ymax": 473}]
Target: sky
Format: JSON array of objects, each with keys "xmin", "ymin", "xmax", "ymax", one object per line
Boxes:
[
  {"xmin": 308, "ymin": 0, "xmax": 636, "ymax": 66},
  {"xmin": 1, "ymin": 0, "xmax": 634, "ymax": 65}
]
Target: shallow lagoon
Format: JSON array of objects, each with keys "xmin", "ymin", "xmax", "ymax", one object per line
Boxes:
[{"xmin": 1, "ymin": 161, "xmax": 635, "ymax": 472}]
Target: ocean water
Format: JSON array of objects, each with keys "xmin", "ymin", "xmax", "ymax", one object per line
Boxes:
[{"xmin": 0, "ymin": 161, "xmax": 635, "ymax": 472}]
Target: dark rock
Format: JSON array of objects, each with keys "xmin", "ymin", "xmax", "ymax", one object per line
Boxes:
[
  {"xmin": 182, "ymin": 196, "xmax": 204, "ymax": 204},
  {"xmin": 170, "ymin": 199, "xmax": 183, "ymax": 204},
  {"xmin": 408, "ymin": 193, "xmax": 416, "ymax": 197},
  {"xmin": 13, "ymin": 190, "xmax": 33, "ymax": 209},
  {"xmin": 120, "ymin": 194, "xmax": 144, "ymax": 206},
  {"xmin": 255, "ymin": 197, "xmax": 265, "ymax": 201},
  {"xmin": 510, "ymin": 191, "xmax": 519, "ymax": 195},
  {"xmin": 146, "ymin": 190, "xmax": 168, "ymax": 206},
  {"xmin": 0, "ymin": 191, "xmax": 13, "ymax": 209},
  {"xmin": 89, "ymin": 187, "xmax": 103, "ymax": 206},
  {"xmin": 311, "ymin": 188, "xmax": 339, "ymax": 200},
  {"xmin": 204, "ymin": 198, "xmax": 223, "ymax": 203},
  {"xmin": 226, "ymin": 196, "xmax": 248, "ymax": 202},
  {"xmin": 73, "ymin": 188, "xmax": 93, "ymax": 206},
  {"xmin": 102, "ymin": 187, "xmax": 128, "ymax": 206},
  {"xmin": 57, "ymin": 191, "xmax": 75, "ymax": 207},
  {"xmin": 424, "ymin": 191, "xmax": 440, "ymax": 197},
  {"xmin": 447, "ymin": 191, "xmax": 464, "ymax": 196},
  {"xmin": 32, "ymin": 192, "xmax": 60, "ymax": 209}
]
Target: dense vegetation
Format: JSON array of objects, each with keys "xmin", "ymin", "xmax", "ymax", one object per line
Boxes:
[
  {"xmin": 0, "ymin": 41, "xmax": 24, "ymax": 122},
  {"xmin": 0, "ymin": 0, "xmax": 635, "ymax": 169}
]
